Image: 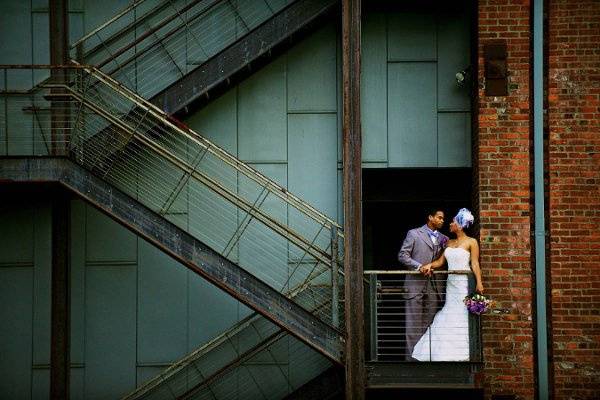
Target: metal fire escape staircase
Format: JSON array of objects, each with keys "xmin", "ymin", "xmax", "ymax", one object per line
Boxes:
[
  {"xmin": 0, "ymin": 63, "xmax": 344, "ymax": 399},
  {"xmin": 3, "ymin": 2, "xmax": 345, "ymax": 397},
  {"xmin": 72, "ymin": 0, "xmax": 338, "ymax": 114}
]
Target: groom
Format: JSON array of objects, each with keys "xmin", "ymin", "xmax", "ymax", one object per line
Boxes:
[{"xmin": 398, "ymin": 208, "xmax": 448, "ymax": 360}]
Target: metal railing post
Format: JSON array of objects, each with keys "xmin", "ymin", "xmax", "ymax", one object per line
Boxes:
[
  {"xmin": 369, "ymin": 273, "xmax": 378, "ymax": 361},
  {"xmin": 331, "ymin": 225, "xmax": 339, "ymax": 328}
]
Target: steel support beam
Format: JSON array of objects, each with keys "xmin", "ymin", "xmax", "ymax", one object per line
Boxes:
[
  {"xmin": 366, "ymin": 362, "xmax": 480, "ymax": 389},
  {"xmin": 50, "ymin": 189, "xmax": 70, "ymax": 400},
  {"xmin": 49, "ymin": 1, "xmax": 70, "ymax": 398},
  {"xmin": 0, "ymin": 158, "xmax": 344, "ymax": 364},
  {"xmin": 341, "ymin": 0, "xmax": 365, "ymax": 398},
  {"xmin": 151, "ymin": 0, "xmax": 338, "ymax": 115}
]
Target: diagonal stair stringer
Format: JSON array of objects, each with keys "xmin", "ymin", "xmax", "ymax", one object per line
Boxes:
[{"xmin": 0, "ymin": 157, "xmax": 344, "ymax": 363}]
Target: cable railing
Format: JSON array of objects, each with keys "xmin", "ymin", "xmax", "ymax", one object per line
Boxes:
[
  {"xmin": 121, "ymin": 284, "xmax": 336, "ymax": 399},
  {"xmin": 0, "ymin": 65, "xmax": 344, "ymax": 330},
  {"xmin": 71, "ymin": 0, "xmax": 295, "ymax": 98},
  {"xmin": 365, "ymin": 270, "xmax": 482, "ymax": 363}
]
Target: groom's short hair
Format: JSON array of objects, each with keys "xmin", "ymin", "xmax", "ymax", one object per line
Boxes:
[{"xmin": 427, "ymin": 208, "xmax": 444, "ymax": 218}]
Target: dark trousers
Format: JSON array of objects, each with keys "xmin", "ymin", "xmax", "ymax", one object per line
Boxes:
[{"xmin": 405, "ymin": 280, "xmax": 439, "ymax": 360}]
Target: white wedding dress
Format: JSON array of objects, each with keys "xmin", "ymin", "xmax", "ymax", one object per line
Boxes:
[{"xmin": 411, "ymin": 247, "xmax": 471, "ymax": 361}]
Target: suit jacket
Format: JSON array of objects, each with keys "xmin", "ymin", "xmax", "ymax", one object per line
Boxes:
[{"xmin": 398, "ymin": 225, "xmax": 448, "ymax": 300}]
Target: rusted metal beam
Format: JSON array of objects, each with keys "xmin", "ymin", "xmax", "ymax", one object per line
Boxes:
[
  {"xmin": 341, "ymin": 0, "xmax": 365, "ymax": 398},
  {"xmin": 50, "ymin": 0, "xmax": 69, "ymax": 156},
  {"xmin": 49, "ymin": 1, "xmax": 70, "ymax": 398},
  {"xmin": 50, "ymin": 188, "xmax": 71, "ymax": 400},
  {"xmin": 152, "ymin": 0, "xmax": 338, "ymax": 115},
  {"xmin": 0, "ymin": 158, "xmax": 344, "ymax": 364}
]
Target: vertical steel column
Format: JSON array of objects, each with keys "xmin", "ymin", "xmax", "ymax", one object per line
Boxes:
[
  {"xmin": 50, "ymin": 0, "xmax": 69, "ymax": 155},
  {"xmin": 50, "ymin": 1, "xmax": 70, "ymax": 399},
  {"xmin": 342, "ymin": 0, "xmax": 365, "ymax": 398},
  {"xmin": 331, "ymin": 226, "xmax": 339, "ymax": 327},
  {"xmin": 51, "ymin": 189, "xmax": 70, "ymax": 400}
]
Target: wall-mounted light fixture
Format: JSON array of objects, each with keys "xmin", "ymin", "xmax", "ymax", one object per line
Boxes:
[{"xmin": 455, "ymin": 65, "xmax": 472, "ymax": 86}]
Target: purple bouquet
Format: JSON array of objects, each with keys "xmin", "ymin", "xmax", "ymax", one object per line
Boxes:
[{"xmin": 463, "ymin": 293, "xmax": 493, "ymax": 315}]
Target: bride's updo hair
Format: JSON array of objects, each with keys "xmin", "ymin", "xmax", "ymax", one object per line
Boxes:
[{"xmin": 454, "ymin": 208, "xmax": 474, "ymax": 229}]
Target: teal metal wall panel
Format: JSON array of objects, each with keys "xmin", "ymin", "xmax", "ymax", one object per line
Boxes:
[
  {"xmin": 238, "ymin": 59, "xmax": 287, "ymax": 162},
  {"xmin": 32, "ymin": 204, "xmax": 51, "ymax": 366},
  {"xmin": 188, "ymin": 275, "xmax": 242, "ymax": 350},
  {"xmin": 187, "ymin": 169, "xmax": 238, "ymax": 257},
  {"xmin": 388, "ymin": 62, "xmax": 437, "ymax": 167},
  {"xmin": 437, "ymin": 12, "xmax": 471, "ymax": 111},
  {"xmin": 185, "ymin": 90, "xmax": 238, "ymax": 155},
  {"xmin": 387, "ymin": 12, "xmax": 436, "ymax": 61},
  {"xmin": 32, "ymin": 0, "xmax": 49, "ymax": 8},
  {"xmin": 85, "ymin": 205, "xmax": 137, "ymax": 263},
  {"xmin": 138, "ymin": 240, "xmax": 188, "ymax": 364},
  {"xmin": 361, "ymin": 13, "xmax": 388, "ymax": 163},
  {"xmin": 0, "ymin": 1, "xmax": 32, "ymax": 63},
  {"xmin": 32, "ymin": 12, "xmax": 50, "ymax": 79},
  {"xmin": 235, "ymin": 0, "xmax": 272, "ymax": 36},
  {"xmin": 288, "ymin": 113, "xmax": 337, "ymax": 219},
  {"xmin": 287, "ymin": 337, "xmax": 330, "ymax": 389},
  {"xmin": 85, "ymin": 265, "xmax": 137, "ymax": 399},
  {"xmin": 244, "ymin": 364, "xmax": 291, "ymax": 397},
  {"xmin": 135, "ymin": 366, "xmax": 166, "ymax": 392},
  {"xmin": 0, "ymin": 267, "xmax": 33, "ymax": 399},
  {"xmin": 70, "ymin": 368, "xmax": 85, "ymax": 400},
  {"xmin": 32, "ymin": 369, "xmax": 50, "ymax": 399},
  {"xmin": 69, "ymin": 12, "xmax": 85, "ymax": 46},
  {"xmin": 0, "ymin": 207, "xmax": 34, "ymax": 264},
  {"xmin": 70, "ymin": 200, "xmax": 87, "ymax": 365},
  {"xmin": 6, "ymin": 98, "xmax": 34, "ymax": 155},
  {"xmin": 438, "ymin": 112, "xmax": 471, "ymax": 167},
  {"xmin": 287, "ymin": 26, "xmax": 337, "ymax": 112},
  {"xmin": 83, "ymin": 0, "xmax": 130, "ymax": 37},
  {"xmin": 238, "ymin": 163, "xmax": 288, "ymax": 289}
]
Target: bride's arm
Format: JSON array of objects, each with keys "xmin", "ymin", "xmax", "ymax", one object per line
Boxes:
[
  {"xmin": 423, "ymin": 253, "xmax": 446, "ymax": 271},
  {"xmin": 470, "ymin": 239, "xmax": 484, "ymax": 293}
]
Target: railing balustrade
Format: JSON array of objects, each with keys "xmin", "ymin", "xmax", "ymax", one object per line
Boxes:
[
  {"xmin": 71, "ymin": 0, "xmax": 294, "ymax": 98},
  {"xmin": 0, "ymin": 65, "xmax": 344, "ymax": 330},
  {"xmin": 365, "ymin": 270, "xmax": 482, "ymax": 363}
]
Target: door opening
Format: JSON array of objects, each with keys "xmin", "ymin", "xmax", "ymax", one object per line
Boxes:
[{"xmin": 363, "ymin": 168, "xmax": 473, "ymax": 361}]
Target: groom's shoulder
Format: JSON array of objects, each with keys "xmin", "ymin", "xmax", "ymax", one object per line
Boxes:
[{"xmin": 407, "ymin": 226, "xmax": 424, "ymax": 237}]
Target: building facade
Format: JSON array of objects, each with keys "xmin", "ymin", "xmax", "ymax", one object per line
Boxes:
[{"xmin": 0, "ymin": 0, "xmax": 598, "ymax": 399}]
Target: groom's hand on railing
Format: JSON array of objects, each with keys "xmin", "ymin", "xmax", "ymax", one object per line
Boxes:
[{"xmin": 419, "ymin": 264, "xmax": 433, "ymax": 277}]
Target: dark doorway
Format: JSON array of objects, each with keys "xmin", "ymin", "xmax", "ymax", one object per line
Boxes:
[
  {"xmin": 363, "ymin": 168, "xmax": 473, "ymax": 271},
  {"xmin": 363, "ymin": 168, "xmax": 473, "ymax": 361}
]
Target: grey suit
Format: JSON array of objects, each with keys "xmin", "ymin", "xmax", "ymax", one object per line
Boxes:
[{"xmin": 397, "ymin": 225, "xmax": 448, "ymax": 359}]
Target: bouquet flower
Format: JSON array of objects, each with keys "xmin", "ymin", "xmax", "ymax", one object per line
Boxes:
[{"xmin": 464, "ymin": 293, "xmax": 493, "ymax": 315}]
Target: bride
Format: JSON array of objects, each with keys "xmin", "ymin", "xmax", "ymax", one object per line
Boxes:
[{"xmin": 411, "ymin": 208, "xmax": 484, "ymax": 361}]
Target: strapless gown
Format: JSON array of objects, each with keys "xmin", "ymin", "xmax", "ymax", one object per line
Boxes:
[{"xmin": 411, "ymin": 247, "xmax": 471, "ymax": 361}]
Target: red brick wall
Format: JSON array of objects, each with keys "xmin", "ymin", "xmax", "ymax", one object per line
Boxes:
[
  {"xmin": 477, "ymin": 1, "xmax": 535, "ymax": 398},
  {"xmin": 548, "ymin": 1, "xmax": 600, "ymax": 398}
]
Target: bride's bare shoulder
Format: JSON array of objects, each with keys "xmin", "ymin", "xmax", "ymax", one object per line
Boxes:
[{"xmin": 467, "ymin": 237, "xmax": 479, "ymax": 248}]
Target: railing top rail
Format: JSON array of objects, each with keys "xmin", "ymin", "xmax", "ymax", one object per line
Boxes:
[
  {"xmin": 70, "ymin": 0, "xmax": 151, "ymax": 49},
  {"xmin": 0, "ymin": 64, "xmax": 343, "ymax": 230},
  {"xmin": 364, "ymin": 270, "xmax": 473, "ymax": 275},
  {"xmin": 0, "ymin": 64, "xmax": 85, "ymax": 69},
  {"xmin": 76, "ymin": 63, "xmax": 342, "ymax": 230}
]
